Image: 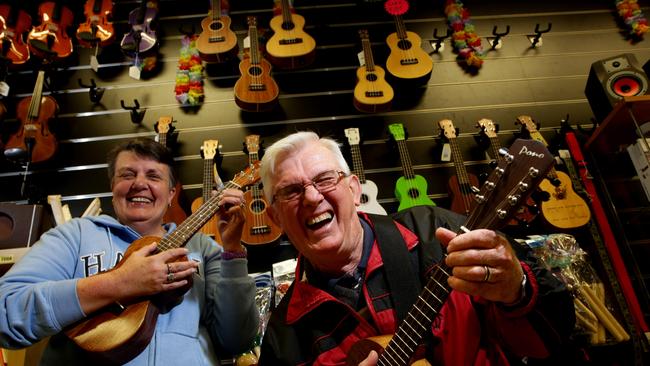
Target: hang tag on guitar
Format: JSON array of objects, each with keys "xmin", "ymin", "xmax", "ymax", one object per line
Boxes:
[
  {"xmin": 243, "ymin": 36, "xmax": 250, "ymax": 49},
  {"xmin": 357, "ymin": 51, "xmax": 365, "ymax": 66},
  {"xmin": 90, "ymin": 55, "xmax": 99, "ymax": 72},
  {"xmin": 0, "ymin": 81, "xmax": 9, "ymax": 97},
  {"xmin": 129, "ymin": 65, "xmax": 142, "ymax": 80},
  {"xmin": 441, "ymin": 143, "xmax": 451, "ymax": 162}
]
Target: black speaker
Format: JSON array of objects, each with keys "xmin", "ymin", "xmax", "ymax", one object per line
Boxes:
[
  {"xmin": 585, "ymin": 53, "xmax": 649, "ymax": 122},
  {"xmin": 0, "ymin": 203, "xmax": 50, "ymax": 251}
]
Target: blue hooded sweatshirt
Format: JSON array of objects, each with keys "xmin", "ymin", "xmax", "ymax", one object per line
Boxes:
[{"xmin": 0, "ymin": 214, "xmax": 259, "ymax": 365}]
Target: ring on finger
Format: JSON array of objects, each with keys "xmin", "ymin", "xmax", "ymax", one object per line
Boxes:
[
  {"xmin": 483, "ymin": 265, "xmax": 491, "ymax": 283},
  {"xmin": 167, "ymin": 263, "xmax": 172, "ymax": 274},
  {"xmin": 166, "ymin": 272, "xmax": 175, "ymax": 283}
]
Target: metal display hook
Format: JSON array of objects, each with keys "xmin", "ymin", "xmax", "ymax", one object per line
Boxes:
[{"xmin": 120, "ymin": 99, "xmax": 146, "ymax": 124}]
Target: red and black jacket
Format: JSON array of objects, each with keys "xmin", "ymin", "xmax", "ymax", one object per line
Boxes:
[{"xmin": 259, "ymin": 206, "xmax": 575, "ymax": 366}]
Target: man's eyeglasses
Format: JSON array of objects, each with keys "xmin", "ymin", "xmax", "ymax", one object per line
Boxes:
[{"xmin": 272, "ymin": 170, "xmax": 348, "ymax": 203}]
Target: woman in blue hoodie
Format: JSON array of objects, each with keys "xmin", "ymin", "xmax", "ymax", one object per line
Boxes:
[{"xmin": 0, "ymin": 138, "xmax": 259, "ymax": 365}]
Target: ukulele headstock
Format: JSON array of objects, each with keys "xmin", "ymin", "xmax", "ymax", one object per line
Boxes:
[
  {"xmin": 467, "ymin": 138, "xmax": 554, "ymax": 230},
  {"xmin": 388, "ymin": 123, "xmax": 406, "ymax": 142},
  {"xmin": 232, "ymin": 160, "xmax": 261, "ymax": 189},
  {"xmin": 515, "ymin": 115, "xmax": 539, "ymax": 137},
  {"xmin": 358, "ymin": 29, "xmax": 369, "ymax": 40},
  {"xmin": 477, "ymin": 118, "xmax": 498, "ymax": 138},
  {"xmin": 344, "ymin": 127, "xmax": 360, "ymax": 145},
  {"xmin": 438, "ymin": 119, "xmax": 458, "ymax": 140},
  {"xmin": 154, "ymin": 116, "xmax": 174, "ymax": 134},
  {"xmin": 244, "ymin": 134, "xmax": 260, "ymax": 155},
  {"xmin": 200, "ymin": 139, "xmax": 220, "ymax": 160}
]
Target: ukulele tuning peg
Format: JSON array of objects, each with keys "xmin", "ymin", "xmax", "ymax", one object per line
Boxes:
[
  {"xmin": 470, "ymin": 186, "xmax": 480, "ymax": 194},
  {"xmin": 498, "ymin": 147, "xmax": 513, "ymax": 163}
]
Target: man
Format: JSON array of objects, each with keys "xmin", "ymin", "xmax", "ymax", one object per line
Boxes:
[
  {"xmin": 0, "ymin": 138, "xmax": 259, "ymax": 365},
  {"xmin": 257, "ymin": 131, "xmax": 574, "ymax": 365}
]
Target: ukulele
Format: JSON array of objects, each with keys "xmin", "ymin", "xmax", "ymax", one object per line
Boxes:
[
  {"xmin": 241, "ymin": 135, "xmax": 283, "ymax": 245},
  {"xmin": 196, "ymin": 0, "xmax": 238, "ymax": 63},
  {"xmin": 120, "ymin": 0, "xmax": 159, "ymax": 58},
  {"xmin": 65, "ymin": 164, "xmax": 261, "ymax": 365},
  {"xmin": 384, "ymin": 0, "xmax": 433, "ymax": 82},
  {"xmin": 353, "ymin": 30, "xmax": 394, "ymax": 113},
  {"xmin": 387, "ymin": 123, "xmax": 436, "ymax": 211},
  {"xmin": 515, "ymin": 115, "xmax": 591, "ymax": 229},
  {"xmin": 346, "ymin": 138, "xmax": 555, "ymax": 366},
  {"xmin": 344, "ymin": 128, "xmax": 387, "ymax": 215},
  {"xmin": 27, "ymin": 1, "xmax": 74, "ymax": 60},
  {"xmin": 476, "ymin": 118, "xmax": 539, "ymax": 226},
  {"xmin": 76, "ymin": 0, "xmax": 115, "ymax": 48},
  {"xmin": 4, "ymin": 70, "xmax": 57, "ymax": 164},
  {"xmin": 266, "ymin": 0, "xmax": 316, "ymax": 69},
  {"xmin": 190, "ymin": 140, "xmax": 221, "ymax": 239},
  {"xmin": 0, "ymin": 3, "xmax": 32, "ymax": 66},
  {"xmin": 438, "ymin": 119, "xmax": 479, "ymax": 216},
  {"xmin": 234, "ymin": 16, "xmax": 280, "ymax": 112},
  {"xmin": 154, "ymin": 116, "xmax": 188, "ymax": 225}
]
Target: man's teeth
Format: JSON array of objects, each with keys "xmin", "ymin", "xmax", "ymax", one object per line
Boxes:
[
  {"xmin": 130, "ymin": 197, "xmax": 152, "ymax": 203},
  {"xmin": 307, "ymin": 212, "xmax": 332, "ymax": 226}
]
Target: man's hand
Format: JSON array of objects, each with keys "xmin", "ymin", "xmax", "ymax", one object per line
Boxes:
[
  {"xmin": 358, "ymin": 350, "xmax": 379, "ymax": 366},
  {"xmin": 214, "ymin": 188, "xmax": 246, "ymax": 252},
  {"xmin": 437, "ymin": 227, "xmax": 524, "ymax": 304}
]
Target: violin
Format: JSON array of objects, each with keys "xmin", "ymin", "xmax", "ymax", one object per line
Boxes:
[
  {"xmin": 28, "ymin": 1, "xmax": 74, "ymax": 60},
  {"xmin": 120, "ymin": 0, "xmax": 159, "ymax": 57},
  {"xmin": 4, "ymin": 71, "xmax": 58, "ymax": 164},
  {"xmin": 76, "ymin": 0, "xmax": 115, "ymax": 48},
  {"xmin": 0, "ymin": 3, "xmax": 32, "ymax": 66}
]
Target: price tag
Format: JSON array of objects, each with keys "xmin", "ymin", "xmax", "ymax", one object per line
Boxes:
[
  {"xmin": 90, "ymin": 55, "xmax": 99, "ymax": 72},
  {"xmin": 243, "ymin": 35, "xmax": 250, "ymax": 49},
  {"xmin": 441, "ymin": 143, "xmax": 451, "ymax": 162},
  {"xmin": 0, "ymin": 255, "xmax": 15, "ymax": 264},
  {"xmin": 0, "ymin": 81, "xmax": 9, "ymax": 97},
  {"xmin": 357, "ymin": 51, "xmax": 365, "ymax": 66},
  {"xmin": 129, "ymin": 65, "xmax": 141, "ymax": 80}
]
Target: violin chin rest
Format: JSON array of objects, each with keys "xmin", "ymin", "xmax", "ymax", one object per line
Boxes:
[{"xmin": 4, "ymin": 147, "xmax": 27, "ymax": 161}]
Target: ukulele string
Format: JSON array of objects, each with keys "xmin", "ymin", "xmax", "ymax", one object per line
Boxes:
[
  {"xmin": 394, "ymin": 15, "xmax": 415, "ymax": 66},
  {"xmin": 397, "ymin": 138, "xmax": 416, "ymax": 207},
  {"xmin": 451, "ymin": 137, "xmax": 473, "ymax": 213}
]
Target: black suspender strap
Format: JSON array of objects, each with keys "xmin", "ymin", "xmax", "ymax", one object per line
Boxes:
[{"xmin": 367, "ymin": 214, "xmax": 421, "ymax": 323}]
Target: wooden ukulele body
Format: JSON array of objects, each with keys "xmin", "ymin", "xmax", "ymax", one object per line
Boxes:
[
  {"xmin": 241, "ymin": 186, "xmax": 282, "ymax": 245},
  {"xmin": 197, "ymin": 14, "xmax": 238, "ymax": 62},
  {"xmin": 346, "ymin": 335, "xmax": 431, "ymax": 366},
  {"xmin": 266, "ymin": 13, "xmax": 316, "ymax": 69},
  {"xmin": 353, "ymin": 65, "xmax": 393, "ymax": 113},
  {"xmin": 385, "ymin": 31, "xmax": 432, "ymax": 80},
  {"xmin": 234, "ymin": 58, "xmax": 279, "ymax": 112},
  {"xmin": 394, "ymin": 175, "xmax": 436, "ymax": 212}
]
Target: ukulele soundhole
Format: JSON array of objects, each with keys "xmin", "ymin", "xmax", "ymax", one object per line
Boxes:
[
  {"xmin": 408, "ymin": 188, "xmax": 420, "ymax": 199},
  {"xmin": 281, "ymin": 21, "xmax": 295, "ymax": 31},
  {"xmin": 251, "ymin": 199, "xmax": 266, "ymax": 214},
  {"xmin": 248, "ymin": 66, "xmax": 263, "ymax": 76},
  {"xmin": 397, "ymin": 39, "xmax": 412, "ymax": 50},
  {"xmin": 209, "ymin": 21, "xmax": 223, "ymax": 31},
  {"xmin": 361, "ymin": 194, "xmax": 369, "ymax": 204},
  {"xmin": 365, "ymin": 73, "xmax": 378, "ymax": 82}
]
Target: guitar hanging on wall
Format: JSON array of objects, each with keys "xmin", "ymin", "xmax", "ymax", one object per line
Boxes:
[
  {"xmin": 154, "ymin": 116, "xmax": 188, "ymax": 225},
  {"xmin": 516, "ymin": 115, "xmax": 591, "ymax": 229},
  {"xmin": 196, "ymin": 0, "xmax": 238, "ymax": 63},
  {"xmin": 384, "ymin": 0, "xmax": 433, "ymax": 84},
  {"xmin": 438, "ymin": 119, "xmax": 480, "ymax": 216},
  {"xmin": 266, "ymin": 0, "xmax": 316, "ymax": 69},
  {"xmin": 190, "ymin": 140, "xmax": 222, "ymax": 240},
  {"xmin": 346, "ymin": 138, "xmax": 555, "ymax": 366},
  {"xmin": 387, "ymin": 123, "xmax": 436, "ymax": 211},
  {"xmin": 477, "ymin": 118, "xmax": 540, "ymax": 226},
  {"xmin": 344, "ymin": 128, "xmax": 387, "ymax": 215},
  {"xmin": 0, "ymin": 3, "xmax": 32, "ymax": 66},
  {"xmin": 234, "ymin": 16, "xmax": 279, "ymax": 112},
  {"xmin": 353, "ymin": 29, "xmax": 394, "ymax": 113},
  {"xmin": 241, "ymin": 135, "xmax": 283, "ymax": 245}
]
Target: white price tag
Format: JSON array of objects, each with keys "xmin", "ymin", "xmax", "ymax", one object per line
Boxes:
[
  {"xmin": 441, "ymin": 143, "xmax": 451, "ymax": 162},
  {"xmin": 243, "ymin": 36, "xmax": 250, "ymax": 49},
  {"xmin": 0, "ymin": 81, "xmax": 9, "ymax": 97},
  {"xmin": 357, "ymin": 50, "xmax": 365, "ymax": 66},
  {"xmin": 90, "ymin": 55, "xmax": 99, "ymax": 72},
  {"xmin": 129, "ymin": 65, "xmax": 141, "ymax": 80}
]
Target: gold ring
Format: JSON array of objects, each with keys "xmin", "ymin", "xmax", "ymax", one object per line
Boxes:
[
  {"xmin": 483, "ymin": 265, "xmax": 491, "ymax": 283},
  {"xmin": 167, "ymin": 272, "xmax": 175, "ymax": 283},
  {"xmin": 167, "ymin": 263, "xmax": 172, "ymax": 274}
]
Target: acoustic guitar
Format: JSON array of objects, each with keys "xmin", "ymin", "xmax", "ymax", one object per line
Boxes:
[
  {"xmin": 241, "ymin": 135, "xmax": 283, "ymax": 245},
  {"xmin": 65, "ymin": 163, "xmax": 261, "ymax": 365},
  {"xmin": 384, "ymin": 0, "xmax": 433, "ymax": 82},
  {"xmin": 346, "ymin": 138, "xmax": 555, "ymax": 366},
  {"xmin": 353, "ymin": 30, "xmax": 394, "ymax": 113},
  {"xmin": 387, "ymin": 123, "xmax": 436, "ymax": 211},
  {"xmin": 0, "ymin": 3, "xmax": 32, "ymax": 66},
  {"xmin": 27, "ymin": 1, "xmax": 74, "ymax": 60},
  {"xmin": 516, "ymin": 115, "xmax": 591, "ymax": 229},
  {"xmin": 154, "ymin": 116, "xmax": 188, "ymax": 225},
  {"xmin": 190, "ymin": 140, "xmax": 222, "ymax": 239},
  {"xmin": 234, "ymin": 16, "xmax": 279, "ymax": 112},
  {"xmin": 196, "ymin": 0, "xmax": 238, "ymax": 63},
  {"xmin": 477, "ymin": 118, "xmax": 539, "ymax": 226},
  {"xmin": 4, "ymin": 70, "xmax": 57, "ymax": 164},
  {"xmin": 266, "ymin": 0, "xmax": 316, "ymax": 69},
  {"xmin": 344, "ymin": 128, "xmax": 387, "ymax": 215},
  {"xmin": 76, "ymin": 0, "xmax": 115, "ymax": 48},
  {"xmin": 438, "ymin": 119, "xmax": 479, "ymax": 216}
]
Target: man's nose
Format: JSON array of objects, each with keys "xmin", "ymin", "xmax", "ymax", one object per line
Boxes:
[{"xmin": 301, "ymin": 183, "xmax": 323, "ymax": 204}]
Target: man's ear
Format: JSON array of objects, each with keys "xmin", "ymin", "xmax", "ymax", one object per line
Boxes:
[{"xmin": 348, "ymin": 174, "xmax": 362, "ymax": 206}]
